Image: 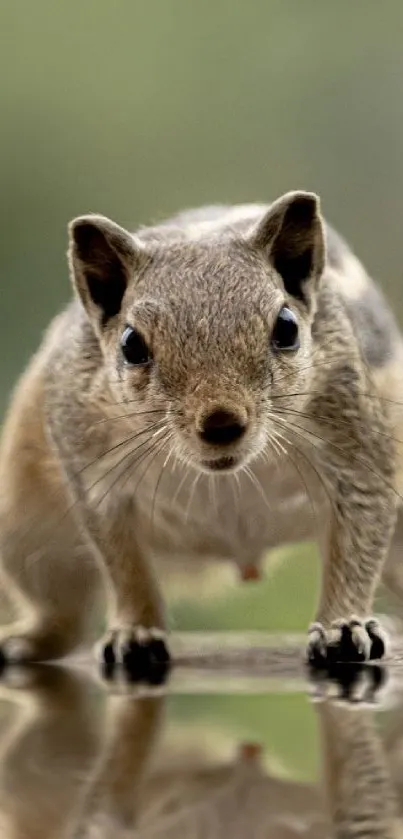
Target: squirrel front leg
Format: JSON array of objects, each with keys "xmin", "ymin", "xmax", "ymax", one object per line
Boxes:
[
  {"xmin": 52, "ymin": 450, "xmax": 170, "ymax": 672},
  {"xmin": 76, "ymin": 496, "xmax": 170, "ymax": 673},
  {"xmin": 45, "ymin": 408, "xmax": 170, "ymax": 674},
  {"xmin": 307, "ymin": 412, "xmax": 398, "ymax": 665},
  {"xmin": 89, "ymin": 499, "xmax": 170, "ymax": 673}
]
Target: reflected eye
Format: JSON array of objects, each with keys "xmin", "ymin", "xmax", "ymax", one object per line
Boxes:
[
  {"xmin": 271, "ymin": 306, "xmax": 300, "ymax": 352},
  {"xmin": 121, "ymin": 326, "xmax": 152, "ymax": 366}
]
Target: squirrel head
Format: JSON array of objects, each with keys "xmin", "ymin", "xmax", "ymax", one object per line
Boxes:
[{"xmin": 68, "ymin": 191, "xmax": 325, "ymax": 474}]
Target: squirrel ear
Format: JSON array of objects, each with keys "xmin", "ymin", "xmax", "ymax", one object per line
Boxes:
[
  {"xmin": 252, "ymin": 191, "xmax": 325, "ymax": 304},
  {"xmin": 68, "ymin": 215, "xmax": 143, "ymax": 326}
]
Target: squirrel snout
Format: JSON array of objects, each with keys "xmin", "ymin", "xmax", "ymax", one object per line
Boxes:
[{"xmin": 198, "ymin": 409, "xmax": 247, "ymax": 446}]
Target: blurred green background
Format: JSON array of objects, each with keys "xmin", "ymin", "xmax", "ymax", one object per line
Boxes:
[{"xmin": 1, "ymin": 0, "xmax": 402, "ymax": 632}]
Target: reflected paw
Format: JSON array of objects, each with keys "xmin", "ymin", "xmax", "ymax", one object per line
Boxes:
[
  {"xmin": 306, "ymin": 616, "xmax": 388, "ymax": 668},
  {"xmin": 95, "ymin": 626, "xmax": 171, "ymax": 683},
  {"xmin": 308, "ymin": 662, "xmax": 388, "ymax": 705}
]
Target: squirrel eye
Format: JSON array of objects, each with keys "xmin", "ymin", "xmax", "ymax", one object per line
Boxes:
[
  {"xmin": 271, "ymin": 306, "xmax": 300, "ymax": 352},
  {"xmin": 121, "ymin": 326, "xmax": 152, "ymax": 366}
]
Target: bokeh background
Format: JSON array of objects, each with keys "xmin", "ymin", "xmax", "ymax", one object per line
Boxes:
[{"xmin": 2, "ymin": 0, "xmax": 403, "ymax": 633}]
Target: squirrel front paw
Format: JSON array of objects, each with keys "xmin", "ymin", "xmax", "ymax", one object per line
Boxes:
[
  {"xmin": 95, "ymin": 626, "xmax": 171, "ymax": 682},
  {"xmin": 306, "ymin": 617, "xmax": 388, "ymax": 668}
]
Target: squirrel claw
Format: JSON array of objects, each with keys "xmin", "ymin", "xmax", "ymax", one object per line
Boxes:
[
  {"xmin": 306, "ymin": 617, "xmax": 388, "ymax": 669},
  {"xmin": 96, "ymin": 626, "xmax": 171, "ymax": 684}
]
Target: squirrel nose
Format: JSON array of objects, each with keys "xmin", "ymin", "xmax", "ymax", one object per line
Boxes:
[{"xmin": 199, "ymin": 409, "xmax": 247, "ymax": 446}]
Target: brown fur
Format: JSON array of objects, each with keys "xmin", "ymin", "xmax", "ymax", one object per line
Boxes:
[{"xmin": 0, "ymin": 190, "xmax": 402, "ymax": 663}]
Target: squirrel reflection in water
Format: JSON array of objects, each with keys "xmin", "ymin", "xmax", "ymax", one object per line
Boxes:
[{"xmin": 0, "ymin": 665, "xmax": 400, "ymax": 838}]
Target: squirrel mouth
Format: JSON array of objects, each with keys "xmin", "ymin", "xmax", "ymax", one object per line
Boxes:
[{"xmin": 201, "ymin": 456, "xmax": 238, "ymax": 473}]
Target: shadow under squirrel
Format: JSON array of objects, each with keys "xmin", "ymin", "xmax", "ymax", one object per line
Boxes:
[{"xmin": 1, "ymin": 190, "xmax": 403, "ymax": 669}]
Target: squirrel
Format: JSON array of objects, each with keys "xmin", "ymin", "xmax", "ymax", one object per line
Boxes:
[{"xmin": 0, "ymin": 189, "xmax": 403, "ymax": 671}]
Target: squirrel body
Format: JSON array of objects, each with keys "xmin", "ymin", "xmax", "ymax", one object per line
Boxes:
[{"xmin": 0, "ymin": 191, "xmax": 403, "ymax": 667}]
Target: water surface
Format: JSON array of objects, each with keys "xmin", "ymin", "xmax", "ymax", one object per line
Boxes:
[{"xmin": 0, "ymin": 636, "xmax": 401, "ymax": 838}]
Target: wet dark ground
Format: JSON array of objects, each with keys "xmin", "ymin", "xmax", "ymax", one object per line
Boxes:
[{"xmin": 1, "ymin": 634, "xmax": 403, "ymax": 838}]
